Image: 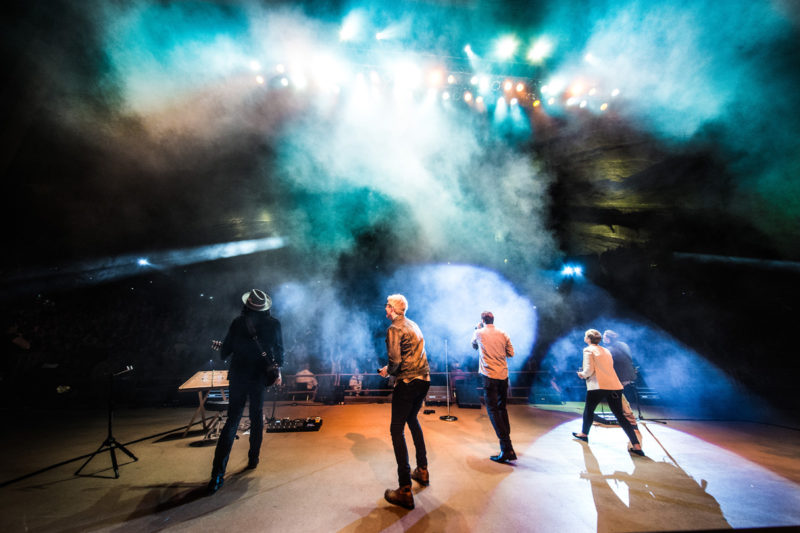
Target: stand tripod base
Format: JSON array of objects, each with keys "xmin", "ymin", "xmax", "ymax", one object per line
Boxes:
[
  {"xmin": 439, "ymin": 415, "xmax": 458, "ymax": 421},
  {"xmin": 75, "ymin": 437, "xmax": 138, "ymax": 479}
]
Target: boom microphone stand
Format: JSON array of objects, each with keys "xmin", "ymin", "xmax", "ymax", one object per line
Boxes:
[
  {"xmin": 440, "ymin": 340, "xmax": 457, "ymax": 422},
  {"xmin": 75, "ymin": 365, "xmax": 138, "ymax": 478}
]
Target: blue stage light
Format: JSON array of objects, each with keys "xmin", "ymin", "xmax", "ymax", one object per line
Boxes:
[{"xmin": 560, "ymin": 264, "xmax": 583, "ymax": 277}]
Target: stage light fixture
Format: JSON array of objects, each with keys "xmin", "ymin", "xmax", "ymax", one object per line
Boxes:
[
  {"xmin": 137, "ymin": 258, "xmax": 150, "ymax": 266},
  {"xmin": 496, "ymin": 36, "xmax": 518, "ymax": 59},
  {"xmin": 249, "ymin": 60, "xmax": 261, "ymax": 72},
  {"xmin": 527, "ymin": 38, "xmax": 553, "ymax": 63},
  {"xmin": 544, "ymin": 77, "xmax": 565, "ymax": 96},
  {"xmin": 464, "ymin": 91, "xmax": 473, "ymax": 102},
  {"xmin": 503, "ymin": 80, "xmax": 513, "ymax": 91},
  {"xmin": 560, "ymin": 264, "xmax": 584, "ymax": 277},
  {"xmin": 339, "ymin": 16, "xmax": 360, "ymax": 42},
  {"xmin": 428, "ymin": 69, "xmax": 445, "ymax": 87},
  {"xmin": 516, "ymin": 82, "xmax": 525, "ymax": 92},
  {"xmin": 612, "ymin": 88, "xmax": 620, "ymax": 97},
  {"xmin": 255, "ymin": 75, "xmax": 264, "ymax": 85},
  {"xmin": 600, "ymin": 102, "xmax": 609, "ymax": 111}
]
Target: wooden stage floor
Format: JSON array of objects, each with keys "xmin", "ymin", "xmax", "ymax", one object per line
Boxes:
[{"xmin": 1, "ymin": 402, "xmax": 799, "ymax": 532}]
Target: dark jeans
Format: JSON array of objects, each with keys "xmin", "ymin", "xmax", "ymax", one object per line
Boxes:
[
  {"xmin": 623, "ymin": 382, "xmax": 639, "ymax": 415},
  {"xmin": 483, "ymin": 376, "xmax": 513, "ymax": 453},
  {"xmin": 211, "ymin": 380, "xmax": 266, "ymax": 477},
  {"xmin": 581, "ymin": 388, "xmax": 640, "ymax": 445},
  {"xmin": 390, "ymin": 379, "xmax": 430, "ymax": 486}
]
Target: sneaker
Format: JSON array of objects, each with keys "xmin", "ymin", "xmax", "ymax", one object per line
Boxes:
[
  {"xmin": 411, "ymin": 467, "xmax": 429, "ymax": 486},
  {"xmin": 384, "ymin": 485, "xmax": 414, "ymax": 510}
]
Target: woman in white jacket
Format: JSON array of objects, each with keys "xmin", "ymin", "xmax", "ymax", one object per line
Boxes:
[{"xmin": 572, "ymin": 329, "xmax": 644, "ymax": 456}]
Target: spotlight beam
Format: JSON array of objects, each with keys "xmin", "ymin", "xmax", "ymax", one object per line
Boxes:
[{"xmin": 1, "ymin": 236, "xmax": 287, "ymax": 295}]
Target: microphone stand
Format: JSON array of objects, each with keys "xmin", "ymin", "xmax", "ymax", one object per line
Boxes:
[
  {"xmin": 75, "ymin": 365, "xmax": 138, "ymax": 478},
  {"xmin": 440, "ymin": 340, "xmax": 457, "ymax": 421}
]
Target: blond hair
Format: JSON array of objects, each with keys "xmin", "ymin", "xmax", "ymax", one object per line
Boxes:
[{"xmin": 386, "ymin": 294, "xmax": 408, "ymax": 315}]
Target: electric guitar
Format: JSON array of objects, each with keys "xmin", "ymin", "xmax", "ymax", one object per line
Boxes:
[{"xmin": 210, "ymin": 339, "xmax": 281, "ymax": 386}]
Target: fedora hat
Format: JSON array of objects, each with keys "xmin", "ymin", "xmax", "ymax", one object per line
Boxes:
[{"xmin": 241, "ymin": 289, "xmax": 272, "ymax": 311}]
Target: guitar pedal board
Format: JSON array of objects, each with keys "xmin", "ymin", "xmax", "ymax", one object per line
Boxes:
[{"xmin": 266, "ymin": 416, "xmax": 323, "ymax": 433}]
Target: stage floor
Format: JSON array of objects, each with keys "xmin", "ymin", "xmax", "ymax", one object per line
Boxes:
[{"xmin": 1, "ymin": 402, "xmax": 799, "ymax": 532}]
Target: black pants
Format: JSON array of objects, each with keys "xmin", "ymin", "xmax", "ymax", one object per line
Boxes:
[
  {"xmin": 483, "ymin": 376, "xmax": 513, "ymax": 453},
  {"xmin": 581, "ymin": 388, "xmax": 640, "ymax": 445},
  {"xmin": 211, "ymin": 380, "xmax": 266, "ymax": 477},
  {"xmin": 390, "ymin": 379, "xmax": 430, "ymax": 486}
]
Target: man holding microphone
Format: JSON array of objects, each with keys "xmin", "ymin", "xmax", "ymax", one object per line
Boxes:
[{"xmin": 471, "ymin": 311, "xmax": 516, "ymax": 463}]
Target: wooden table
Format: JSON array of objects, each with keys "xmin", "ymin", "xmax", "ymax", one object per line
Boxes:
[{"xmin": 178, "ymin": 370, "xmax": 229, "ymax": 437}]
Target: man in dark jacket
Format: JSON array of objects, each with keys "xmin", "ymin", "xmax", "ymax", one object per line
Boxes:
[
  {"xmin": 207, "ymin": 289, "xmax": 284, "ymax": 494},
  {"xmin": 378, "ymin": 293, "xmax": 430, "ymax": 510},
  {"xmin": 603, "ymin": 329, "xmax": 642, "ymax": 446}
]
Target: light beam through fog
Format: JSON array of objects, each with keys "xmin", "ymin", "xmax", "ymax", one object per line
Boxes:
[
  {"xmin": 2, "ymin": 237, "xmax": 286, "ymax": 291},
  {"xmin": 269, "ymin": 264, "xmax": 536, "ymax": 375},
  {"xmin": 382, "ymin": 264, "xmax": 537, "ymax": 370},
  {"xmin": 542, "ymin": 320, "xmax": 772, "ymax": 420}
]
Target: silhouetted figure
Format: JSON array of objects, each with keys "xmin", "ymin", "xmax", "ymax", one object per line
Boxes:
[
  {"xmin": 378, "ymin": 294, "xmax": 430, "ymax": 510},
  {"xmin": 573, "ymin": 329, "xmax": 643, "ymax": 456},
  {"xmin": 471, "ymin": 311, "xmax": 517, "ymax": 463},
  {"xmin": 603, "ymin": 329, "xmax": 642, "ymax": 445},
  {"xmin": 207, "ymin": 289, "xmax": 284, "ymax": 494}
]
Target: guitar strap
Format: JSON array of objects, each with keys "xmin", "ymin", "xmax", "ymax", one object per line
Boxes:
[{"xmin": 244, "ymin": 316, "xmax": 271, "ymax": 362}]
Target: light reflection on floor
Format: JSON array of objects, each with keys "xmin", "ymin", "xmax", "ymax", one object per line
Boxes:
[{"xmin": 476, "ymin": 419, "xmax": 800, "ymax": 532}]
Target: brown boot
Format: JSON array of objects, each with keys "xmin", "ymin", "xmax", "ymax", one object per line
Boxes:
[
  {"xmin": 384, "ymin": 485, "xmax": 414, "ymax": 510},
  {"xmin": 411, "ymin": 466, "xmax": 429, "ymax": 486}
]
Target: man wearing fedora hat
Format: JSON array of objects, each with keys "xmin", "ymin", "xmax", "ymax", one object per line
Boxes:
[{"xmin": 207, "ymin": 289, "xmax": 284, "ymax": 494}]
